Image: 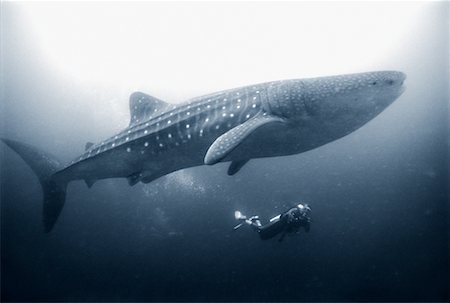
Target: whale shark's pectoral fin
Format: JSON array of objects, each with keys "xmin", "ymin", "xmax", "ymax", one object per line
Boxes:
[
  {"xmin": 204, "ymin": 114, "xmax": 285, "ymax": 165},
  {"xmin": 129, "ymin": 92, "xmax": 168, "ymax": 126},
  {"xmin": 227, "ymin": 159, "xmax": 250, "ymax": 176}
]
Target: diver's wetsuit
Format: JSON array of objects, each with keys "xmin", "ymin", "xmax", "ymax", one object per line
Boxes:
[{"xmin": 257, "ymin": 207, "xmax": 310, "ymax": 241}]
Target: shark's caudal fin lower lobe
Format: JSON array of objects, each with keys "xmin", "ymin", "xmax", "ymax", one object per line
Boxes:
[{"xmin": 1, "ymin": 138, "xmax": 67, "ymax": 232}]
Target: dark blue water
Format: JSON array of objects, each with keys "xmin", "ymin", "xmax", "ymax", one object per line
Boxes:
[{"xmin": 1, "ymin": 3, "xmax": 448, "ymax": 302}]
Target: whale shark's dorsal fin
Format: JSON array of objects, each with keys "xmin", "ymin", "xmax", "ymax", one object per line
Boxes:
[
  {"xmin": 129, "ymin": 92, "xmax": 168, "ymax": 126},
  {"xmin": 204, "ymin": 114, "xmax": 285, "ymax": 165}
]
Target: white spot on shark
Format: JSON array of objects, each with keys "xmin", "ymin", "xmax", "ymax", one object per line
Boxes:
[
  {"xmin": 144, "ymin": 142, "xmax": 149, "ymax": 147},
  {"xmin": 186, "ymin": 124, "xmax": 190, "ymax": 128},
  {"xmin": 126, "ymin": 147, "xmax": 131, "ymax": 152}
]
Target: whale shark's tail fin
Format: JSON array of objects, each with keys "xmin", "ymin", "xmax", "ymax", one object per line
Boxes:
[{"xmin": 1, "ymin": 138, "xmax": 67, "ymax": 232}]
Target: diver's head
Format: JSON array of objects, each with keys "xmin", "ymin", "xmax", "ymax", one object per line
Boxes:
[{"xmin": 297, "ymin": 203, "xmax": 311, "ymax": 213}]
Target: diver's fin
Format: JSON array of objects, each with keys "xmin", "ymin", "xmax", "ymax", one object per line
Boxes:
[
  {"xmin": 84, "ymin": 178, "xmax": 96, "ymax": 188},
  {"xmin": 234, "ymin": 211, "xmax": 262, "ymax": 230},
  {"xmin": 227, "ymin": 159, "xmax": 250, "ymax": 176},
  {"xmin": 233, "ymin": 223, "xmax": 244, "ymax": 230},
  {"xmin": 204, "ymin": 114, "xmax": 284, "ymax": 165},
  {"xmin": 1, "ymin": 138, "xmax": 67, "ymax": 233},
  {"xmin": 129, "ymin": 92, "xmax": 168, "ymax": 126},
  {"xmin": 233, "ymin": 211, "xmax": 247, "ymax": 230},
  {"xmin": 234, "ymin": 210, "xmax": 247, "ymax": 220},
  {"xmin": 85, "ymin": 142, "xmax": 94, "ymax": 150}
]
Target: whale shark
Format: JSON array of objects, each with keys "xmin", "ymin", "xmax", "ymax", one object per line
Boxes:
[{"xmin": 2, "ymin": 71, "xmax": 406, "ymax": 232}]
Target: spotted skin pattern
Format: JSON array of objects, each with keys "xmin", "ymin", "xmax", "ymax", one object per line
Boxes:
[
  {"xmin": 2, "ymin": 71, "xmax": 406, "ymax": 232},
  {"xmin": 55, "ymin": 71, "xmax": 405, "ymax": 186}
]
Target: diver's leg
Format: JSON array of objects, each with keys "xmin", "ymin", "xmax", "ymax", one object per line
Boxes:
[{"xmin": 258, "ymin": 220, "xmax": 286, "ymax": 240}]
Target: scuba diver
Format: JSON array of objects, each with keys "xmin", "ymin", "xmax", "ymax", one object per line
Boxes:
[{"xmin": 234, "ymin": 204, "xmax": 311, "ymax": 242}]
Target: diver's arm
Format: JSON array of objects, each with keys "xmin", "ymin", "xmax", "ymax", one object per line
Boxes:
[
  {"xmin": 305, "ymin": 222, "xmax": 310, "ymax": 232},
  {"xmin": 278, "ymin": 230, "xmax": 287, "ymax": 242}
]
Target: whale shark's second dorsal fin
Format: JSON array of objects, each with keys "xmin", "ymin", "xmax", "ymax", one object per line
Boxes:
[
  {"xmin": 129, "ymin": 92, "xmax": 168, "ymax": 126},
  {"xmin": 227, "ymin": 159, "xmax": 250, "ymax": 176}
]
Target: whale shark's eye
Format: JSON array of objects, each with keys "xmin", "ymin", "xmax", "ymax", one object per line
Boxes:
[
  {"xmin": 371, "ymin": 81, "xmax": 377, "ymax": 85},
  {"xmin": 385, "ymin": 79, "xmax": 394, "ymax": 85}
]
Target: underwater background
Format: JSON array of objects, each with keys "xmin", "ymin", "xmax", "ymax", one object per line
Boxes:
[{"xmin": 1, "ymin": 2, "xmax": 448, "ymax": 302}]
